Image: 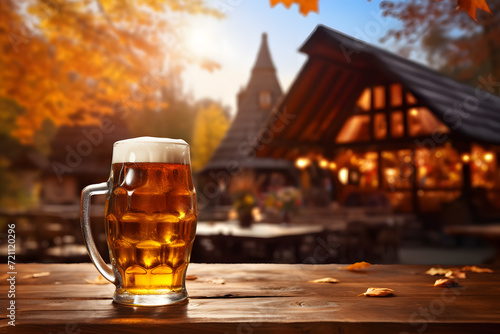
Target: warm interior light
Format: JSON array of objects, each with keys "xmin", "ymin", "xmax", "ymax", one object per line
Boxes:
[
  {"xmin": 484, "ymin": 153, "xmax": 494, "ymax": 162},
  {"xmin": 319, "ymin": 159, "xmax": 328, "ymax": 169},
  {"xmin": 329, "ymin": 162, "xmax": 337, "ymax": 170},
  {"xmin": 461, "ymin": 153, "xmax": 470, "ymax": 163},
  {"xmin": 409, "ymin": 108, "xmax": 419, "ymax": 117},
  {"xmin": 295, "ymin": 157, "xmax": 310, "ymax": 169},
  {"xmin": 339, "ymin": 167, "xmax": 349, "ymax": 185}
]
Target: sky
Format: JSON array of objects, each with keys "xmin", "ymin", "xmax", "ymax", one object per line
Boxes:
[{"xmin": 181, "ymin": 0, "xmax": 405, "ymax": 115}]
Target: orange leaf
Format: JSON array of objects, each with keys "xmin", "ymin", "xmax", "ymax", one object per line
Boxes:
[
  {"xmin": 434, "ymin": 278, "xmax": 459, "ymax": 287},
  {"xmin": 462, "ymin": 265, "xmax": 493, "ymax": 273},
  {"xmin": 438, "ymin": 0, "xmax": 492, "ymax": 21},
  {"xmin": 358, "ymin": 287, "xmax": 394, "ymax": 297},
  {"xmin": 270, "ymin": 0, "xmax": 319, "ymax": 16},
  {"xmin": 346, "ymin": 261, "xmax": 371, "ymax": 271}
]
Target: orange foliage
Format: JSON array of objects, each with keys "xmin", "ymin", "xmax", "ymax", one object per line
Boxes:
[
  {"xmin": 0, "ymin": 0, "xmax": 220, "ymax": 143},
  {"xmin": 272, "ymin": 0, "xmax": 492, "ymax": 20}
]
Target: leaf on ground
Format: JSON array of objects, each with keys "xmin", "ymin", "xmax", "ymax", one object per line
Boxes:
[
  {"xmin": 309, "ymin": 277, "xmax": 340, "ymax": 283},
  {"xmin": 346, "ymin": 261, "xmax": 371, "ymax": 271},
  {"xmin": 186, "ymin": 275, "xmax": 198, "ymax": 280},
  {"xmin": 21, "ymin": 272, "xmax": 50, "ymax": 279},
  {"xmin": 84, "ymin": 276, "xmax": 110, "ymax": 284},
  {"xmin": 445, "ymin": 270, "xmax": 466, "ymax": 279},
  {"xmin": 434, "ymin": 278, "xmax": 459, "ymax": 287},
  {"xmin": 425, "ymin": 267, "xmax": 452, "ymax": 276},
  {"xmin": 462, "ymin": 265, "xmax": 493, "ymax": 273},
  {"xmin": 358, "ymin": 287, "xmax": 394, "ymax": 297},
  {"xmin": 269, "ymin": 0, "xmax": 319, "ymax": 16}
]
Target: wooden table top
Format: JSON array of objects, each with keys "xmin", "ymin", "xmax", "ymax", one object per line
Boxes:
[
  {"xmin": 2, "ymin": 263, "xmax": 500, "ymax": 333},
  {"xmin": 445, "ymin": 224, "xmax": 500, "ymax": 239}
]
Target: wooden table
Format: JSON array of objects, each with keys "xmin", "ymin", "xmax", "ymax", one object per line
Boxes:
[
  {"xmin": 194, "ymin": 221, "xmax": 324, "ymax": 262},
  {"xmin": 445, "ymin": 224, "xmax": 500, "ymax": 264},
  {"xmin": 2, "ymin": 263, "xmax": 500, "ymax": 333}
]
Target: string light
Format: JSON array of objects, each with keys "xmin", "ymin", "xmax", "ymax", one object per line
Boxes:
[
  {"xmin": 295, "ymin": 157, "xmax": 310, "ymax": 169},
  {"xmin": 461, "ymin": 153, "xmax": 470, "ymax": 163}
]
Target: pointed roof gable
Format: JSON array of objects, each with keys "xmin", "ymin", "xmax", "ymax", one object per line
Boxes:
[
  {"xmin": 203, "ymin": 33, "xmax": 291, "ymax": 171},
  {"xmin": 252, "ymin": 33, "xmax": 276, "ymax": 72}
]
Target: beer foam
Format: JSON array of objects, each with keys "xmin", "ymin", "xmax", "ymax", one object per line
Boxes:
[{"xmin": 112, "ymin": 137, "xmax": 190, "ymax": 164}]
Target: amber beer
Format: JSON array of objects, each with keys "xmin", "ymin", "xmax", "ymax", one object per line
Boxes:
[
  {"xmin": 106, "ymin": 162, "xmax": 197, "ymax": 294},
  {"xmin": 80, "ymin": 137, "xmax": 197, "ymax": 306}
]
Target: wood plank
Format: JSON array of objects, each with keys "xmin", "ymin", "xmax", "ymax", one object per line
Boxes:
[{"xmin": 2, "ymin": 263, "xmax": 500, "ymax": 334}]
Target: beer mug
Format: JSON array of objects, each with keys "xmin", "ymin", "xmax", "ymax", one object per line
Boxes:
[{"xmin": 80, "ymin": 137, "xmax": 197, "ymax": 306}]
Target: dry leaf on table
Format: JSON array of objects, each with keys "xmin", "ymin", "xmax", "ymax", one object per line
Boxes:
[
  {"xmin": 186, "ymin": 275, "xmax": 198, "ymax": 280},
  {"xmin": 204, "ymin": 278, "xmax": 225, "ymax": 285},
  {"xmin": 84, "ymin": 276, "xmax": 110, "ymax": 284},
  {"xmin": 346, "ymin": 261, "xmax": 371, "ymax": 271},
  {"xmin": 21, "ymin": 272, "xmax": 50, "ymax": 279},
  {"xmin": 358, "ymin": 287, "xmax": 394, "ymax": 297},
  {"xmin": 462, "ymin": 265, "xmax": 493, "ymax": 273},
  {"xmin": 434, "ymin": 278, "xmax": 458, "ymax": 287},
  {"xmin": 445, "ymin": 270, "xmax": 466, "ymax": 279},
  {"xmin": 309, "ymin": 277, "xmax": 340, "ymax": 283},
  {"xmin": 425, "ymin": 267, "xmax": 451, "ymax": 276}
]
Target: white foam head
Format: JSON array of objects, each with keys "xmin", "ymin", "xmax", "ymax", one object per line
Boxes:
[{"xmin": 112, "ymin": 137, "xmax": 190, "ymax": 164}]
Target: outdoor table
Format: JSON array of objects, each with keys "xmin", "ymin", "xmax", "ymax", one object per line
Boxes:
[
  {"xmin": 195, "ymin": 221, "xmax": 324, "ymax": 262},
  {"xmin": 445, "ymin": 224, "xmax": 500, "ymax": 264},
  {"xmin": 3, "ymin": 263, "xmax": 500, "ymax": 333}
]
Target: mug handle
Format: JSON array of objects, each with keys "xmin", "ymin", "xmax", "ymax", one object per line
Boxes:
[{"xmin": 80, "ymin": 182, "xmax": 116, "ymax": 284}]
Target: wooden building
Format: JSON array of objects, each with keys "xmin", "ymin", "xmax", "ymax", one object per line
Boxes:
[
  {"xmin": 42, "ymin": 115, "xmax": 131, "ymax": 204},
  {"xmin": 256, "ymin": 25, "xmax": 500, "ymax": 217}
]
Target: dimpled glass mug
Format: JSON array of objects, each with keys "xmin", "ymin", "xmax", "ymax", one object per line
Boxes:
[{"xmin": 80, "ymin": 137, "xmax": 197, "ymax": 306}]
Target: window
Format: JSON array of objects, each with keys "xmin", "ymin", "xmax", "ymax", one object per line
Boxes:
[
  {"xmin": 336, "ymin": 115, "xmax": 370, "ymax": 143},
  {"xmin": 259, "ymin": 91, "xmax": 272, "ymax": 110},
  {"xmin": 407, "ymin": 107, "xmax": 449, "ymax": 136},
  {"xmin": 373, "ymin": 86, "xmax": 385, "ymax": 109},
  {"xmin": 374, "ymin": 113, "xmax": 387, "ymax": 139},
  {"xmin": 390, "ymin": 84, "xmax": 403, "ymax": 107},
  {"xmin": 391, "ymin": 111, "xmax": 404, "ymax": 138},
  {"xmin": 355, "ymin": 88, "xmax": 371, "ymax": 112}
]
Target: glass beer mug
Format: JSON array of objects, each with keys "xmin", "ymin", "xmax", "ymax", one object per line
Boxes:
[{"xmin": 80, "ymin": 137, "xmax": 197, "ymax": 306}]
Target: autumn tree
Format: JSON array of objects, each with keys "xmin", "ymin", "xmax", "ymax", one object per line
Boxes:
[
  {"xmin": 0, "ymin": 0, "xmax": 221, "ymax": 144},
  {"xmin": 191, "ymin": 102, "xmax": 230, "ymax": 172},
  {"xmin": 380, "ymin": 0, "xmax": 499, "ymax": 88}
]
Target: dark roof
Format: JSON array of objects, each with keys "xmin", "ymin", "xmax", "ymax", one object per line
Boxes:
[
  {"xmin": 203, "ymin": 33, "xmax": 292, "ymax": 171},
  {"xmin": 256, "ymin": 25, "xmax": 500, "ymax": 159},
  {"xmin": 47, "ymin": 115, "xmax": 131, "ymax": 177}
]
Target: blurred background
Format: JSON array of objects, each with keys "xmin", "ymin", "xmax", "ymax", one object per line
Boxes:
[{"xmin": 1, "ymin": 0, "xmax": 499, "ymax": 266}]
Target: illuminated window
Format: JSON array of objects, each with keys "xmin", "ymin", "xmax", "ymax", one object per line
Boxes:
[
  {"xmin": 407, "ymin": 107, "xmax": 449, "ymax": 136},
  {"xmin": 471, "ymin": 145, "xmax": 500, "ymax": 189},
  {"xmin": 355, "ymin": 88, "xmax": 371, "ymax": 112},
  {"xmin": 259, "ymin": 91, "xmax": 272, "ymax": 110},
  {"xmin": 391, "ymin": 111, "xmax": 404, "ymax": 138},
  {"xmin": 381, "ymin": 150, "xmax": 412, "ymax": 189},
  {"xmin": 415, "ymin": 147, "xmax": 462, "ymax": 188},
  {"xmin": 336, "ymin": 115, "xmax": 370, "ymax": 143},
  {"xmin": 390, "ymin": 84, "xmax": 403, "ymax": 107},
  {"xmin": 406, "ymin": 92, "xmax": 417, "ymax": 105},
  {"xmin": 373, "ymin": 86, "xmax": 385, "ymax": 109},
  {"xmin": 374, "ymin": 113, "xmax": 387, "ymax": 139}
]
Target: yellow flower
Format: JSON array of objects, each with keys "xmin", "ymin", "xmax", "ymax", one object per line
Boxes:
[{"xmin": 243, "ymin": 194, "xmax": 255, "ymax": 205}]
